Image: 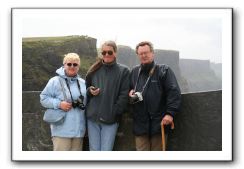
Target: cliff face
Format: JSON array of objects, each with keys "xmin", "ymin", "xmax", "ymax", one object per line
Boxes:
[
  {"xmin": 210, "ymin": 62, "xmax": 222, "ymax": 80},
  {"xmin": 22, "ymin": 36, "xmax": 222, "ymax": 93},
  {"xmin": 117, "ymin": 45, "xmax": 139, "ymax": 69},
  {"xmin": 117, "ymin": 46, "xmax": 221, "ymax": 93},
  {"xmin": 154, "ymin": 49, "xmax": 181, "ymax": 80},
  {"xmin": 180, "ymin": 59, "xmax": 222, "ymax": 92},
  {"xmin": 22, "ymin": 36, "xmax": 97, "ymax": 91},
  {"xmin": 154, "ymin": 49, "xmax": 189, "ymax": 93}
]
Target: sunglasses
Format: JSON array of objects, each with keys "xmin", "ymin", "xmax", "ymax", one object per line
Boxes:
[
  {"xmin": 66, "ymin": 63, "xmax": 78, "ymax": 67},
  {"xmin": 101, "ymin": 50, "xmax": 113, "ymax": 56}
]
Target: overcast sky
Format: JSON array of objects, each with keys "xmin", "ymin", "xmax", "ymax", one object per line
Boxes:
[{"xmin": 21, "ymin": 9, "xmax": 225, "ymax": 63}]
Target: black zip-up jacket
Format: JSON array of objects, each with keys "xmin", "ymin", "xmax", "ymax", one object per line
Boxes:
[
  {"xmin": 130, "ymin": 61, "xmax": 181, "ymax": 136},
  {"xmin": 85, "ymin": 61, "xmax": 130, "ymax": 124}
]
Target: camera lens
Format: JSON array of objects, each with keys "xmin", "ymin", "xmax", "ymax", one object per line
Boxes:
[
  {"xmin": 78, "ymin": 104, "xmax": 85, "ymax": 110},
  {"xmin": 72, "ymin": 95, "xmax": 85, "ymax": 110}
]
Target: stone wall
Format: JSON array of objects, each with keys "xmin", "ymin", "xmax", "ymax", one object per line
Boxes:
[{"xmin": 22, "ymin": 90, "xmax": 222, "ymax": 151}]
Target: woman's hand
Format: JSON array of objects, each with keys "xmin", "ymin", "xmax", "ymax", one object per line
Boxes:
[
  {"xmin": 89, "ymin": 86, "xmax": 100, "ymax": 96},
  {"xmin": 60, "ymin": 101, "xmax": 72, "ymax": 112}
]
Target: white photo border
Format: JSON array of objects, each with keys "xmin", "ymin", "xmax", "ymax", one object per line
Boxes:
[{"xmin": 11, "ymin": 8, "xmax": 232, "ymax": 161}]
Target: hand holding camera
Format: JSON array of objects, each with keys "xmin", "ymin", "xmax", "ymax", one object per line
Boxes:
[
  {"xmin": 60, "ymin": 101, "xmax": 72, "ymax": 112},
  {"xmin": 90, "ymin": 86, "xmax": 100, "ymax": 96},
  {"xmin": 129, "ymin": 89, "xmax": 143, "ymax": 104}
]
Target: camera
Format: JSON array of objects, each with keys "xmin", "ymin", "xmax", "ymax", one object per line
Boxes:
[
  {"xmin": 72, "ymin": 95, "xmax": 85, "ymax": 110},
  {"xmin": 129, "ymin": 92, "xmax": 143, "ymax": 104}
]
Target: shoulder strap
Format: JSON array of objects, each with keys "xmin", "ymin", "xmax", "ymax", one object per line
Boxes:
[
  {"xmin": 76, "ymin": 79, "xmax": 82, "ymax": 95},
  {"xmin": 58, "ymin": 77, "xmax": 67, "ymax": 101}
]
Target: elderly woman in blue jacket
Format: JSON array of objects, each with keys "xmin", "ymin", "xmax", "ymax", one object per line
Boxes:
[{"xmin": 40, "ymin": 53, "xmax": 86, "ymax": 151}]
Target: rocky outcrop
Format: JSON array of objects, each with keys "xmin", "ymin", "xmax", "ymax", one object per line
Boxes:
[
  {"xmin": 117, "ymin": 46, "xmax": 222, "ymax": 93},
  {"xmin": 154, "ymin": 49, "xmax": 189, "ymax": 93},
  {"xmin": 22, "ymin": 36, "xmax": 222, "ymax": 93},
  {"xmin": 22, "ymin": 36, "xmax": 97, "ymax": 91},
  {"xmin": 210, "ymin": 62, "xmax": 222, "ymax": 80},
  {"xmin": 117, "ymin": 45, "xmax": 139, "ymax": 69},
  {"xmin": 154, "ymin": 49, "xmax": 181, "ymax": 80},
  {"xmin": 180, "ymin": 59, "xmax": 222, "ymax": 92}
]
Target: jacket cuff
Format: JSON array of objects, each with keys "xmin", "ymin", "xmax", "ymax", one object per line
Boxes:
[
  {"xmin": 86, "ymin": 87, "xmax": 93, "ymax": 97},
  {"xmin": 164, "ymin": 111, "xmax": 175, "ymax": 117},
  {"xmin": 53, "ymin": 99, "xmax": 61, "ymax": 109}
]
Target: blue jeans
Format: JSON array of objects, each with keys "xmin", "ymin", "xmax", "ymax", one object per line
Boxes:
[{"xmin": 87, "ymin": 119, "xmax": 119, "ymax": 151}]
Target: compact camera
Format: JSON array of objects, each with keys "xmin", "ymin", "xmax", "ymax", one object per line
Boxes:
[
  {"xmin": 72, "ymin": 95, "xmax": 85, "ymax": 110},
  {"xmin": 129, "ymin": 92, "xmax": 143, "ymax": 104}
]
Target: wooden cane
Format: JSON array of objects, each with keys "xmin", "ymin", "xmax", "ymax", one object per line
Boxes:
[
  {"xmin": 161, "ymin": 123, "xmax": 166, "ymax": 151},
  {"xmin": 161, "ymin": 122, "xmax": 174, "ymax": 151}
]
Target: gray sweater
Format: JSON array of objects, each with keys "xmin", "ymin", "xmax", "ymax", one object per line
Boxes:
[{"xmin": 85, "ymin": 61, "xmax": 130, "ymax": 124}]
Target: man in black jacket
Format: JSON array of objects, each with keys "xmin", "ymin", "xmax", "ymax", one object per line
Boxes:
[{"xmin": 129, "ymin": 41, "xmax": 181, "ymax": 151}]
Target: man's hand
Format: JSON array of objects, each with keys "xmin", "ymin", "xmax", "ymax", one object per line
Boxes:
[
  {"xmin": 161, "ymin": 114, "xmax": 173, "ymax": 127},
  {"xmin": 129, "ymin": 89, "xmax": 135, "ymax": 97}
]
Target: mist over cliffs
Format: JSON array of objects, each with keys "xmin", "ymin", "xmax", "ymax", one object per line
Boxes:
[
  {"xmin": 180, "ymin": 59, "xmax": 222, "ymax": 92},
  {"xmin": 22, "ymin": 35, "xmax": 222, "ymax": 93}
]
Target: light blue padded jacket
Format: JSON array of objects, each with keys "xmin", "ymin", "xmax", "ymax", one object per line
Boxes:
[{"xmin": 40, "ymin": 66, "xmax": 86, "ymax": 138}]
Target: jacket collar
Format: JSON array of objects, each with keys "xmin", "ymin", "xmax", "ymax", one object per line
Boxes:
[
  {"xmin": 56, "ymin": 66, "xmax": 79, "ymax": 82},
  {"xmin": 102, "ymin": 59, "xmax": 117, "ymax": 68},
  {"xmin": 140, "ymin": 61, "xmax": 155, "ymax": 74}
]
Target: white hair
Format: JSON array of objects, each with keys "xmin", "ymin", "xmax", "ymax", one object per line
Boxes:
[{"xmin": 63, "ymin": 53, "xmax": 80, "ymax": 65}]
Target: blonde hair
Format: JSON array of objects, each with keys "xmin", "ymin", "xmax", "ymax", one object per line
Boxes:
[{"xmin": 63, "ymin": 53, "xmax": 80, "ymax": 65}]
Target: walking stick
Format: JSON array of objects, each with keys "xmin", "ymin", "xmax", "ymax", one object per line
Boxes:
[{"xmin": 161, "ymin": 122, "xmax": 174, "ymax": 151}]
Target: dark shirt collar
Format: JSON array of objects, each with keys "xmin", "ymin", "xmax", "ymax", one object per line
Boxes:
[{"xmin": 140, "ymin": 61, "xmax": 155, "ymax": 74}]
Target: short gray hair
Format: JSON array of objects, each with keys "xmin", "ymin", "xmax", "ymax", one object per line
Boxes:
[
  {"xmin": 63, "ymin": 53, "xmax": 80, "ymax": 65},
  {"xmin": 135, "ymin": 41, "xmax": 154, "ymax": 54}
]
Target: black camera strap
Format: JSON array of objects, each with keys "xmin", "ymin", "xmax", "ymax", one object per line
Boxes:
[
  {"xmin": 134, "ymin": 64, "xmax": 156, "ymax": 95},
  {"xmin": 65, "ymin": 78, "xmax": 82, "ymax": 102}
]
